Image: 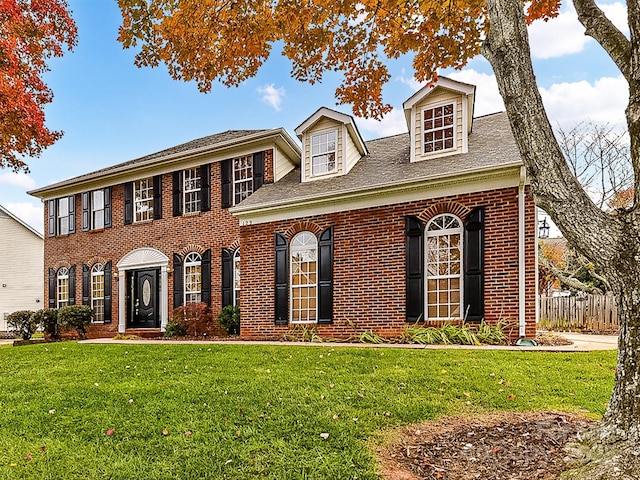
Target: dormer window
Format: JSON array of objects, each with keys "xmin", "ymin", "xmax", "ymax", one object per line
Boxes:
[
  {"xmin": 422, "ymin": 102, "xmax": 456, "ymax": 154},
  {"xmin": 311, "ymin": 130, "xmax": 337, "ymax": 176}
]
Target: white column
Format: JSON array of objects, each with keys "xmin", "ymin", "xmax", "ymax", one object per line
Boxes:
[
  {"xmin": 160, "ymin": 266, "xmax": 169, "ymax": 332},
  {"xmin": 518, "ymin": 166, "xmax": 527, "ymax": 337},
  {"xmin": 118, "ymin": 271, "xmax": 125, "ymax": 333}
]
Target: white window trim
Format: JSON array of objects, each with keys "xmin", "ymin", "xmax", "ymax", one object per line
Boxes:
[
  {"xmin": 290, "ymin": 232, "xmax": 318, "ymax": 324},
  {"xmin": 183, "ymin": 167, "xmax": 202, "ymax": 214},
  {"xmin": 184, "ymin": 252, "xmax": 202, "ymax": 304},
  {"xmin": 233, "ymin": 248, "xmax": 240, "ymax": 307},
  {"xmin": 232, "ymin": 155, "xmax": 254, "ymax": 206},
  {"xmin": 310, "ymin": 129, "xmax": 338, "ymax": 177},
  {"xmin": 57, "ymin": 267, "xmax": 69, "ymax": 309},
  {"xmin": 133, "ymin": 178, "xmax": 154, "ymax": 223},
  {"xmin": 421, "ymin": 101, "xmax": 457, "ymax": 156},
  {"xmin": 57, "ymin": 197, "xmax": 70, "ymax": 235},
  {"xmin": 425, "ymin": 214, "xmax": 464, "ymax": 320},
  {"xmin": 91, "ymin": 190, "xmax": 105, "ymax": 230},
  {"xmin": 91, "ymin": 263, "xmax": 105, "ymax": 323}
]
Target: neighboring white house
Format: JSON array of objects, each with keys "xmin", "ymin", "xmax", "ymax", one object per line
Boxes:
[{"xmin": 0, "ymin": 205, "xmax": 44, "ymax": 331}]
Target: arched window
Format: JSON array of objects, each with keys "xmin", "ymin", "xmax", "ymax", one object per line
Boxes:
[
  {"xmin": 426, "ymin": 214, "xmax": 463, "ymax": 319},
  {"xmin": 57, "ymin": 267, "xmax": 69, "ymax": 308},
  {"xmin": 91, "ymin": 264, "xmax": 105, "ymax": 322},
  {"xmin": 290, "ymin": 232, "xmax": 318, "ymax": 323},
  {"xmin": 233, "ymin": 248, "xmax": 241, "ymax": 307},
  {"xmin": 184, "ymin": 252, "xmax": 202, "ymax": 304}
]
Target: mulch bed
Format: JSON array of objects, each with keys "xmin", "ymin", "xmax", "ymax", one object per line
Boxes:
[{"xmin": 376, "ymin": 411, "xmax": 596, "ymax": 480}]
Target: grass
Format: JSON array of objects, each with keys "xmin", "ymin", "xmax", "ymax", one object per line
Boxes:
[{"xmin": 0, "ymin": 342, "xmax": 615, "ymax": 479}]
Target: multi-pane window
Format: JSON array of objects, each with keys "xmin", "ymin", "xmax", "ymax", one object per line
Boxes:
[
  {"xmin": 426, "ymin": 214, "xmax": 463, "ymax": 319},
  {"xmin": 57, "ymin": 267, "xmax": 70, "ymax": 308},
  {"xmin": 423, "ymin": 103, "xmax": 455, "ymax": 153},
  {"xmin": 92, "ymin": 190, "xmax": 105, "ymax": 229},
  {"xmin": 58, "ymin": 197, "xmax": 70, "ymax": 235},
  {"xmin": 134, "ymin": 178, "xmax": 154, "ymax": 222},
  {"xmin": 183, "ymin": 168, "xmax": 201, "ymax": 213},
  {"xmin": 91, "ymin": 264, "xmax": 105, "ymax": 322},
  {"xmin": 184, "ymin": 252, "xmax": 202, "ymax": 304},
  {"xmin": 290, "ymin": 232, "xmax": 317, "ymax": 323},
  {"xmin": 311, "ymin": 130, "xmax": 337, "ymax": 175},
  {"xmin": 233, "ymin": 248, "xmax": 241, "ymax": 307},
  {"xmin": 233, "ymin": 156, "xmax": 253, "ymax": 205}
]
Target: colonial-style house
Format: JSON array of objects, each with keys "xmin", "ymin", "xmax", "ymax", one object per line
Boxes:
[
  {"xmin": 29, "ymin": 77, "xmax": 537, "ymax": 340},
  {"xmin": 0, "ymin": 205, "xmax": 44, "ymax": 331}
]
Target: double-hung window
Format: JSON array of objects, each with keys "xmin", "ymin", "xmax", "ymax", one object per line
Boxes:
[
  {"xmin": 423, "ymin": 102, "xmax": 455, "ymax": 154},
  {"xmin": 233, "ymin": 156, "xmax": 253, "ymax": 205},
  {"xmin": 57, "ymin": 267, "xmax": 70, "ymax": 308},
  {"xmin": 183, "ymin": 168, "xmax": 201, "ymax": 213},
  {"xmin": 311, "ymin": 130, "xmax": 337, "ymax": 175},
  {"xmin": 184, "ymin": 252, "xmax": 202, "ymax": 304},
  {"xmin": 92, "ymin": 190, "xmax": 105, "ymax": 229},
  {"xmin": 134, "ymin": 178, "xmax": 154, "ymax": 222},
  {"xmin": 233, "ymin": 248, "xmax": 241, "ymax": 307},
  {"xmin": 290, "ymin": 232, "xmax": 318, "ymax": 323},
  {"xmin": 426, "ymin": 214, "xmax": 463, "ymax": 319},
  {"xmin": 57, "ymin": 198, "xmax": 70, "ymax": 235},
  {"xmin": 91, "ymin": 264, "xmax": 105, "ymax": 322}
]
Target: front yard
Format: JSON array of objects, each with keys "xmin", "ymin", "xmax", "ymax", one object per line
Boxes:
[{"xmin": 0, "ymin": 342, "xmax": 615, "ymax": 479}]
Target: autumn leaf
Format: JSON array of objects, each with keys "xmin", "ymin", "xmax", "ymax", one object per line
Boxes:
[
  {"xmin": 508, "ymin": 395, "xmax": 517, "ymax": 401},
  {"xmin": 25, "ymin": 454, "xmax": 32, "ymax": 461},
  {"xmin": 106, "ymin": 429, "xmax": 114, "ymax": 436},
  {"xmin": 184, "ymin": 431, "xmax": 192, "ymax": 436},
  {"xmin": 319, "ymin": 432, "xmax": 329, "ymax": 440},
  {"xmin": 162, "ymin": 429, "xmax": 169, "ymax": 436}
]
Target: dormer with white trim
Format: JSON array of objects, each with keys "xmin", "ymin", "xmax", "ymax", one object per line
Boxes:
[
  {"xmin": 295, "ymin": 107, "xmax": 368, "ymax": 183},
  {"xmin": 403, "ymin": 77, "xmax": 476, "ymax": 162}
]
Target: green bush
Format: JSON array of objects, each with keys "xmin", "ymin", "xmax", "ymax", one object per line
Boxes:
[
  {"xmin": 218, "ymin": 305, "xmax": 240, "ymax": 335},
  {"xmin": 57, "ymin": 305, "xmax": 93, "ymax": 339},
  {"xmin": 164, "ymin": 321, "xmax": 187, "ymax": 338},
  {"xmin": 6, "ymin": 310, "xmax": 37, "ymax": 340},
  {"xmin": 32, "ymin": 309, "xmax": 60, "ymax": 341}
]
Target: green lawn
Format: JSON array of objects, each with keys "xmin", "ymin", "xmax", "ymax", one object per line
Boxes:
[{"xmin": 0, "ymin": 342, "xmax": 615, "ymax": 479}]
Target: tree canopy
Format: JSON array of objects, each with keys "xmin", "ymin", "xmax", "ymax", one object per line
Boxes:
[{"xmin": 0, "ymin": 0, "xmax": 76, "ymax": 172}]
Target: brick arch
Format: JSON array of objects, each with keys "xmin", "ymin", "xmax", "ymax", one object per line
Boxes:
[
  {"xmin": 52, "ymin": 261, "xmax": 71, "ymax": 272},
  {"xmin": 226, "ymin": 240, "xmax": 240, "ymax": 252},
  {"xmin": 283, "ymin": 220, "xmax": 325, "ymax": 240},
  {"xmin": 177, "ymin": 244, "xmax": 206, "ymax": 257},
  {"xmin": 86, "ymin": 256, "xmax": 108, "ymax": 267},
  {"xmin": 417, "ymin": 201, "xmax": 471, "ymax": 224}
]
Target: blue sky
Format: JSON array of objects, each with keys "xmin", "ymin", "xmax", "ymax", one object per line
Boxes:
[{"xmin": 0, "ymin": 0, "xmax": 629, "ymax": 234}]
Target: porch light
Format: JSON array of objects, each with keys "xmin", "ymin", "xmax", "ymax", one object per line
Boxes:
[{"xmin": 538, "ymin": 218, "xmax": 550, "ymax": 239}]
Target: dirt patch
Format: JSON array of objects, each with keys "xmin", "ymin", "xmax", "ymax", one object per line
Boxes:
[
  {"xmin": 375, "ymin": 411, "xmax": 596, "ymax": 480},
  {"xmin": 535, "ymin": 332, "xmax": 573, "ymax": 346}
]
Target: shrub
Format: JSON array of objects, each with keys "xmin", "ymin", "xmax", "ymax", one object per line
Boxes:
[
  {"xmin": 402, "ymin": 321, "xmax": 507, "ymax": 346},
  {"xmin": 218, "ymin": 305, "xmax": 240, "ymax": 335},
  {"xmin": 164, "ymin": 321, "xmax": 187, "ymax": 338},
  {"xmin": 6, "ymin": 310, "xmax": 37, "ymax": 340},
  {"xmin": 32, "ymin": 309, "xmax": 60, "ymax": 341},
  {"xmin": 57, "ymin": 305, "xmax": 93, "ymax": 339},
  {"xmin": 171, "ymin": 303, "xmax": 215, "ymax": 337}
]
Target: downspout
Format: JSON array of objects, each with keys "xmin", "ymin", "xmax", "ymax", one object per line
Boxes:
[{"xmin": 518, "ymin": 166, "xmax": 527, "ymax": 337}]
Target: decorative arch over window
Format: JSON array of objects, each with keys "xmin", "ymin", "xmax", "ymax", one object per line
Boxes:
[
  {"xmin": 82, "ymin": 261, "xmax": 112, "ymax": 323},
  {"xmin": 173, "ymin": 249, "xmax": 211, "ymax": 308}
]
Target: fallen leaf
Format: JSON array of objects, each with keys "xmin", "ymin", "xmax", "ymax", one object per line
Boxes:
[
  {"xmin": 185, "ymin": 431, "xmax": 192, "ymax": 436},
  {"xmin": 440, "ymin": 369, "xmax": 447, "ymax": 374},
  {"xmin": 358, "ymin": 392, "xmax": 365, "ymax": 398},
  {"xmin": 39, "ymin": 446, "xmax": 46, "ymax": 452},
  {"xmin": 463, "ymin": 392, "xmax": 471, "ymax": 397},
  {"xmin": 162, "ymin": 429, "xmax": 169, "ymax": 436},
  {"xmin": 320, "ymin": 432, "xmax": 329, "ymax": 440},
  {"xmin": 48, "ymin": 409, "xmax": 55, "ymax": 414},
  {"xmin": 106, "ymin": 429, "xmax": 114, "ymax": 436},
  {"xmin": 508, "ymin": 395, "xmax": 516, "ymax": 401},
  {"xmin": 25, "ymin": 454, "xmax": 32, "ymax": 461}
]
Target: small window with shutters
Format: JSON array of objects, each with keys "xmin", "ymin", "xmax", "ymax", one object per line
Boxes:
[
  {"xmin": 57, "ymin": 267, "xmax": 70, "ymax": 308},
  {"xmin": 91, "ymin": 264, "xmax": 105, "ymax": 322},
  {"xmin": 290, "ymin": 232, "xmax": 318, "ymax": 323}
]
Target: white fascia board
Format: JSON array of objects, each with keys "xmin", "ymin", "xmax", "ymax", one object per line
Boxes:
[
  {"xmin": 296, "ymin": 107, "xmax": 368, "ymax": 156},
  {"xmin": 233, "ymin": 163, "xmax": 524, "ymax": 225},
  {"xmin": 402, "ymin": 77, "xmax": 476, "ymax": 111}
]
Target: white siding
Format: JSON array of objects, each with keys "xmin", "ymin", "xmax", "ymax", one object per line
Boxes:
[
  {"xmin": 343, "ymin": 125, "xmax": 362, "ymax": 174},
  {"xmin": 274, "ymin": 145, "xmax": 297, "ymax": 181},
  {"xmin": 0, "ymin": 212, "xmax": 44, "ymax": 331}
]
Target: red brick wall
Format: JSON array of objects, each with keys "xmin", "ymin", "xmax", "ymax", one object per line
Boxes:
[
  {"xmin": 43, "ymin": 151, "xmax": 274, "ymax": 338},
  {"xmin": 239, "ymin": 187, "xmax": 537, "ymax": 341}
]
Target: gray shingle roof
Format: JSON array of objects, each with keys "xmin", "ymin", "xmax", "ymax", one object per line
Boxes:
[{"xmin": 236, "ymin": 112, "xmax": 521, "ymax": 210}]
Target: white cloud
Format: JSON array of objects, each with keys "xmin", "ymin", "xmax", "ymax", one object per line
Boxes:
[
  {"xmin": 257, "ymin": 84, "xmax": 285, "ymax": 111},
  {"xmin": 5, "ymin": 202, "xmax": 43, "ymax": 234},
  {"xmin": 446, "ymin": 70, "xmax": 505, "ymax": 116},
  {"xmin": 600, "ymin": 2, "xmax": 629, "ymax": 36},
  {"xmin": 356, "ymin": 108, "xmax": 408, "ymax": 138},
  {"xmin": 0, "ymin": 172, "xmax": 36, "ymax": 189},
  {"xmin": 540, "ymin": 75, "xmax": 627, "ymax": 127}
]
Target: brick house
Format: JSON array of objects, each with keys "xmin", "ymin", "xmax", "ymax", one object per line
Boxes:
[{"xmin": 29, "ymin": 77, "xmax": 537, "ymax": 340}]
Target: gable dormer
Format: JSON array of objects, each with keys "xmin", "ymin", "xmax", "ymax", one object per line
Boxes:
[
  {"xmin": 295, "ymin": 107, "xmax": 368, "ymax": 182},
  {"xmin": 403, "ymin": 77, "xmax": 476, "ymax": 162}
]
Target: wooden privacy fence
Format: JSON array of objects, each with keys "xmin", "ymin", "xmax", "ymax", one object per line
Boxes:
[{"xmin": 538, "ymin": 294, "xmax": 619, "ymax": 333}]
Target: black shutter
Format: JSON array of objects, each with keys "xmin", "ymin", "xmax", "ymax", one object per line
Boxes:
[
  {"xmin": 104, "ymin": 261, "xmax": 112, "ymax": 323},
  {"xmin": 172, "ymin": 171, "xmax": 183, "ymax": 217},
  {"xmin": 253, "ymin": 152, "xmax": 264, "ymax": 191},
  {"xmin": 124, "ymin": 182, "xmax": 133, "ymax": 225},
  {"xmin": 153, "ymin": 175, "xmax": 163, "ymax": 220},
  {"xmin": 201, "ymin": 163, "xmax": 211, "ymax": 212},
  {"xmin": 82, "ymin": 192, "xmax": 90, "ymax": 231},
  {"xmin": 82, "ymin": 264, "xmax": 90, "ymax": 305},
  {"xmin": 221, "ymin": 159, "xmax": 232, "ymax": 208},
  {"xmin": 406, "ymin": 216, "xmax": 424, "ymax": 322},
  {"xmin": 221, "ymin": 248, "xmax": 233, "ymax": 308},
  {"xmin": 318, "ymin": 227, "xmax": 333, "ymax": 324},
  {"xmin": 67, "ymin": 195, "xmax": 76, "ymax": 234},
  {"xmin": 68, "ymin": 265, "xmax": 76, "ymax": 305},
  {"xmin": 173, "ymin": 254, "xmax": 183, "ymax": 309},
  {"xmin": 201, "ymin": 249, "xmax": 211, "ymax": 307},
  {"xmin": 48, "ymin": 268, "xmax": 56, "ymax": 308},
  {"xmin": 48, "ymin": 199, "xmax": 56, "ymax": 237},
  {"xmin": 104, "ymin": 187, "xmax": 112, "ymax": 228},
  {"xmin": 464, "ymin": 207, "xmax": 485, "ymax": 322},
  {"xmin": 274, "ymin": 233, "xmax": 289, "ymax": 325}
]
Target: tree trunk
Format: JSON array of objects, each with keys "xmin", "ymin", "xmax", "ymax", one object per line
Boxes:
[{"xmin": 482, "ymin": 0, "xmax": 640, "ymax": 475}]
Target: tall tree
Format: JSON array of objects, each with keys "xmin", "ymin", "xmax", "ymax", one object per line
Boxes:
[
  {"xmin": 118, "ymin": 0, "xmax": 639, "ymax": 476},
  {"xmin": 0, "ymin": 0, "xmax": 77, "ymax": 172}
]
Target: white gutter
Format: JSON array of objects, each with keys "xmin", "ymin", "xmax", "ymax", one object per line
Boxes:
[{"xmin": 518, "ymin": 166, "xmax": 527, "ymax": 337}]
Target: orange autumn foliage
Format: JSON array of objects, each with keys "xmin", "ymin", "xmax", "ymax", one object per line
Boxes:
[
  {"xmin": 116, "ymin": 0, "xmax": 561, "ymax": 119},
  {"xmin": 0, "ymin": 0, "xmax": 76, "ymax": 172}
]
